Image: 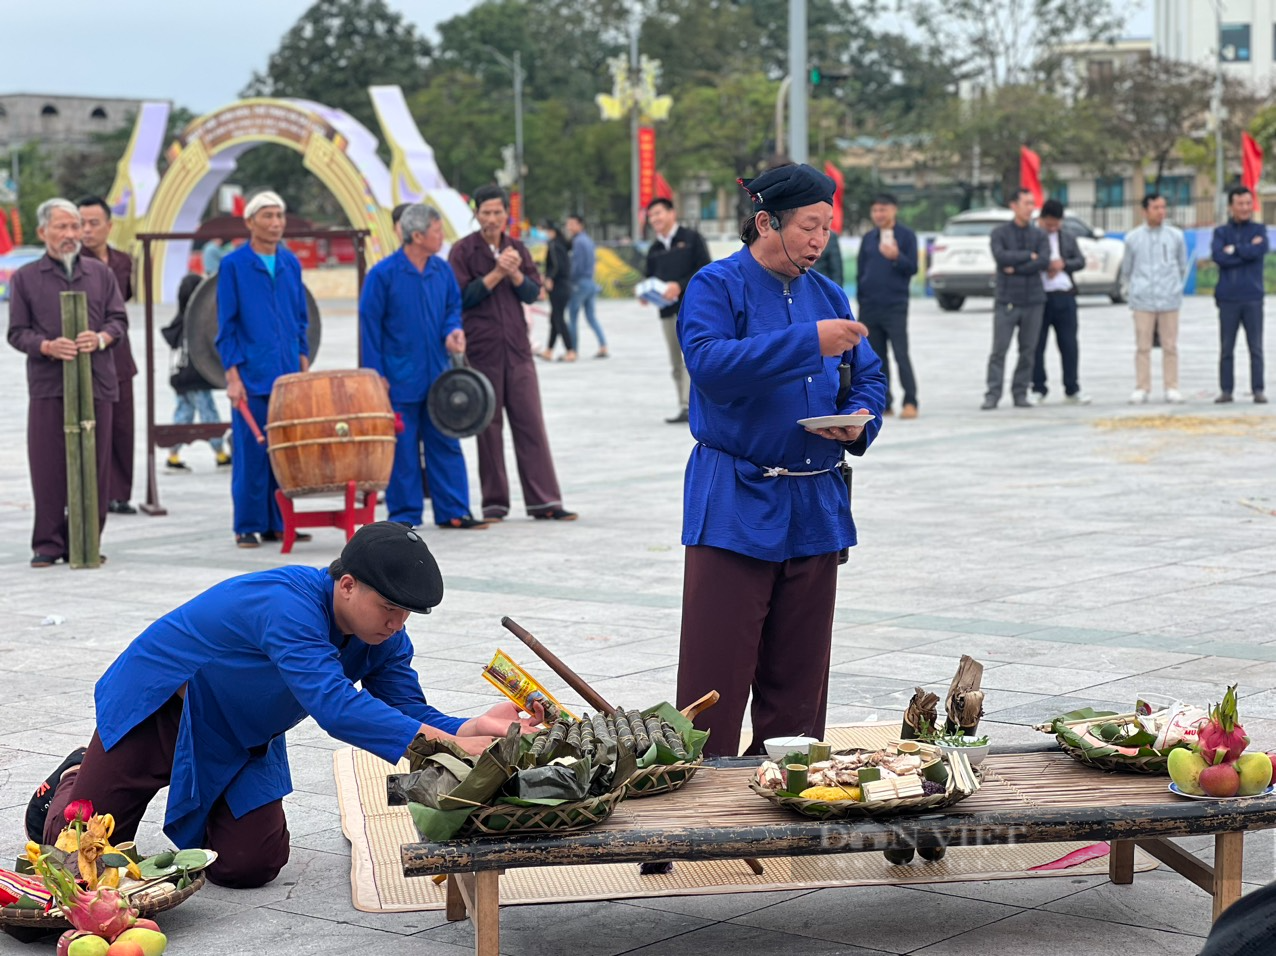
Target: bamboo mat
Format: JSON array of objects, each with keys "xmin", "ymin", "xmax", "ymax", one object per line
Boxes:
[{"xmin": 334, "ymin": 722, "xmax": 1156, "ymax": 914}]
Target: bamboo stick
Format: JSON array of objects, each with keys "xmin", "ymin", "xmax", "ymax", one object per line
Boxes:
[
  {"xmin": 72, "ymin": 293, "xmax": 101, "ymax": 568},
  {"xmin": 500, "ymin": 617, "xmax": 616, "ymax": 715},
  {"xmin": 60, "ymin": 293, "xmax": 85, "ymax": 569}
]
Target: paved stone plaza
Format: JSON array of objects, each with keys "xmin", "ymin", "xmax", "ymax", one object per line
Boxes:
[{"xmin": 2, "ymin": 289, "xmax": 1275, "ymax": 955}]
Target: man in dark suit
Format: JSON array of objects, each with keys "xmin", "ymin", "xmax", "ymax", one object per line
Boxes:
[
  {"xmin": 1030, "ymin": 199, "xmax": 1088, "ymax": 404},
  {"xmin": 643, "ymin": 198, "xmax": 712, "ymax": 424}
]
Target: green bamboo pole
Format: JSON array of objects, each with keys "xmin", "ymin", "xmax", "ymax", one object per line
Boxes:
[
  {"xmin": 73, "ymin": 292, "xmax": 101, "ymax": 569},
  {"xmin": 60, "ymin": 292, "xmax": 85, "ymax": 569}
]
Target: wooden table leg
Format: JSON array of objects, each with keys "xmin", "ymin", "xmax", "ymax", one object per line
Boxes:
[
  {"xmin": 445, "ymin": 874, "xmax": 466, "ymax": 922},
  {"xmin": 471, "ymin": 870, "xmax": 500, "ymax": 956},
  {"xmin": 1108, "ymin": 839, "xmax": 1135, "ymax": 885},
  {"xmin": 1213, "ymin": 831, "xmax": 1244, "ymax": 922}
]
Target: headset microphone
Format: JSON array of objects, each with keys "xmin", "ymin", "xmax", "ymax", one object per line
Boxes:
[{"xmin": 770, "ymin": 213, "xmax": 808, "ymax": 275}]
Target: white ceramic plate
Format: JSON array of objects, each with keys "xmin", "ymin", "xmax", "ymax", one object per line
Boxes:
[
  {"xmin": 797, "ymin": 413, "xmax": 875, "ymax": 429},
  {"xmin": 1168, "ymin": 783, "xmax": 1275, "ymax": 801}
]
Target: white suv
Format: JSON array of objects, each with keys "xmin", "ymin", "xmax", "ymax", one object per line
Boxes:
[{"xmin": 928, "ymin": 208, "xmax": 1128, "ymax": 311}]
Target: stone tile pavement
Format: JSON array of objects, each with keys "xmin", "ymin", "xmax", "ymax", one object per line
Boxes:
[{"xmin": 2, "ymin": 288, "xmax": 1275, "ymax": 955}]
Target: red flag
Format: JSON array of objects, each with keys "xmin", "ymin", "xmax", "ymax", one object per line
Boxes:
[
  {"xmin": 824, "ymin": 161, "xmax": 845, "ymax": 234},
  {"xmin": 11, "ymin": 208, "xmax": 22, "ymax": 246},
  {"xmin": 232, "ymin": 194, "xmax": 246, "ymax": 217},
  {"xmin": 0, "ymin": 210, "xmax": 13, "ymax": 255},
  {"xmin": 1019, "ymin": 146, "xmax": 1044, "ymax": 209},
  {"xmin": 1242, "ymin": 132, "xmax": 1264, "ymax": 194},
  {"xmin": 654, "ymin": 172, "xmax": 673, "ymax": 201}
]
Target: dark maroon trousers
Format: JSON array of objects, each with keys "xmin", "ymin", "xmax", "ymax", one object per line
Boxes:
[
  {"xmin": 469, "ymin": 350, "xmax": 563, "ymax": 518},
  {"xmin": 45, "ymin": 695, "xmax": 290, "ymax": 889},
  {"xmin": 29, "ymin": 396, "xmax": 113, "ymax": 559},
  {"xmin": 109, "ymin": 375, "xmax": 135, "ymax": 503},
  {"xmin": 676, "ymin": 545, "xmax": 839, "ymax": 759}
]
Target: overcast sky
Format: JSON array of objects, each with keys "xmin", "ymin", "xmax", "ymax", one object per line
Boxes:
[{"xmin": 3, "ymin": 0, "xmax": 1152, "ymax": 113}]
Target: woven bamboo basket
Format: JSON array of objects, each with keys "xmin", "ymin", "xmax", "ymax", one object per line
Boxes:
[
  {"xmin": 0, "ymin": 874, "xmax": 205, "ymax": 937},
  {"xmin": 1041, "ymin": 710, "xmax": 1183, "ymax": 775},
  {"xmin": 623, "ymin": 760, "xmax": 702, "ymax": 798},
  {"xmin": 461, "ymin": 785, "xmax": 627, "ymax": 836}
]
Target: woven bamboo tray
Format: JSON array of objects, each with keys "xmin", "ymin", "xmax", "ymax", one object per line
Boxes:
[
  {"xmin": 461, "ymin": 786, "xmax": 628, "ymax": 836},
  {"xmin": 0, "ymin": 874, "xmax": 205, "ymax": 935},
  {"xmin": 1043, "ymin": 710, "xmax": 1182, "ymax": 774},
  {"xmin": 624, "ymin": 760, "xmax": 702, "ymax": 798}
]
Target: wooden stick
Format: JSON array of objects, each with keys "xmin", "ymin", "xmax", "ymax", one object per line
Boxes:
[
  {"xmin": 60, "ymin": 293, "xmax": 86, "ymax": 569},
  {"xmin": 500, "ymin": 617, "xmax": 615, "ymax": 715},
  {"xmin": 236, "ymin": 398, "xmax": 267, "ymax": 444},
  {"xmin": 680, "ymin": 690, "xmax": 719, "ymax": 723},
  {"xmin": 72, "ymin": 293, "xmax": 101, "ymax": 568}
]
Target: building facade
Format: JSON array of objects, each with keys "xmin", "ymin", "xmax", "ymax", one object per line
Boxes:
[
  {"xmin": 0, "ymin": 93, "xmax": 147, "ymax": 150},
  {"xmin": 1156, "ymin": 0, "xmax": 1276, "ymax": 87}
]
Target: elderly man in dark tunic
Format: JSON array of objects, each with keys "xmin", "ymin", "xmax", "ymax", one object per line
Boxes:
[
  {"xmin": 448, "ymin": 185, "xmax": 576, "ymax": 521},
  {"xmin": 674, "ymin": 165, "xmax": 887, "ymax": 758},
  {"xmin": 6, "ymin": 198, "xmax": 127, "ymax": 567},
  {"xmin": 78, "ymin": 195, "xmax": 138, "ymax": 515}
]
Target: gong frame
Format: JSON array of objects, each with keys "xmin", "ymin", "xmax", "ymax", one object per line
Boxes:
[{"xmin": 136, "ymin": 228, "xmax": 370, "ymax": 516}]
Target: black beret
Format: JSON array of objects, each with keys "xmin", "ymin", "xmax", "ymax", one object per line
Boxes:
[
  {"xmin": 337, "ymin": 521, "xmax": 444, "ymax": 613},
  {"xmin": 738, "ymin": 163, "xmax": 836, "ymax": 213}
]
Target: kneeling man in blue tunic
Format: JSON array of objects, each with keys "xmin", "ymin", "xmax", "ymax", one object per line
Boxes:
[
  {"xmin": 674, "ymin": 164, "xmax": 888, "ymax": 759},
  {"xmin": 29, "ymin": 522, "xmax": 541, "ymax": 888}
]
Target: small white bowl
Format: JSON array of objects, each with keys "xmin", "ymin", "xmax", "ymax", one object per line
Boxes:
[
  {"xmin": 763, "ymin": 736, "xmax": 819, "ymax": 762},
  {"xmin": 937, "ymin": 738, "xmax": 990, "ymax": 767}
]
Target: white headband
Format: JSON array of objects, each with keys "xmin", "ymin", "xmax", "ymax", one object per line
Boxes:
[{"xmin": 244, "ymin": 191, "xmax": 286, "ymax": 220}]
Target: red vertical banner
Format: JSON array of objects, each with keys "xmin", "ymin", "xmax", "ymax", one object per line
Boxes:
[
  {"xmin": 638, "ymin": 126, "xmax": 656, "ymax": 211},
  {"xmin": 11, "ymin": 207, "xmax": 23, "ymax": 245},
  {"xmin": 824, "ymin": 161, "xmax": 845, "ymax": 234},
  {"xmin": 1019, "ymin": 146, "xmax": 1044, "ymax": 208},
  {"xmin": 509, "ymin": 191, "xmax": 522, "ymax": 239},
  {"xmin": 0, "ymin": 210, "xmax": 13, "ymax": 255},
  {"xmin": 1242, "ymin": 132, "xmax": 1264, "ymax": 194}
]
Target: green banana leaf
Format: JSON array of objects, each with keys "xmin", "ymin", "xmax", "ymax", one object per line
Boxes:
[
  {"xmin": 638, "ymin": 701, "xmax": 710, "ymax": 766},
  {"xmin": 503, "ymin": 758, "xmax": 593, "ymax": 802},
  {"xmin": 407, "ymin": 802, "xmax": 474, "ymax": 842},
  {"xmin": 1049, "ymin": 707, "xmax": 1185, "ymax": 762}
]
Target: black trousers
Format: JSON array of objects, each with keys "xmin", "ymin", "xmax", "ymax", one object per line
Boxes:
[
  {"xmin": 1032, "ymin": 292, "xmax": 1080, "ymax": 397},
  {"xmin": 860, "ymin": 303, "xmax": 917, "ymax": 408},
  {"xmin": 1219, "ymin": 300, "xmax": 1265, "ymax": 395},
  {"xmin": 546, "ymin": 285, "xmax": 574, "ymax": 352}
]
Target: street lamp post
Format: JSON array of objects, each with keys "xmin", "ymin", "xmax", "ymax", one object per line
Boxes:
[
  {"xmin": 1210, "ymin": 0, "xmax": 1226, "ymax": 224},
  {"xmin": 486, "ymin": 46, "xmax": 526, "ymax": 220}
]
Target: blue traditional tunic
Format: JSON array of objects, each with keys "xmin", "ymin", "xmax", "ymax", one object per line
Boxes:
[
  {"xmin": 94, "ymin": 566, "xmax": 463, "ymax": 848},
  {"xmin": 678, "ymin": 247, "xmax": 887, "ymax": 563},
  {"xmin": 215, "ymin": 244, "xmax": 308, "ymax": 397}
]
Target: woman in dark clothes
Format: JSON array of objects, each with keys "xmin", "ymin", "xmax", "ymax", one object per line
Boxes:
[{"xmin": 538, "ymin": 222, "xmax": 576, "ymax": 362}]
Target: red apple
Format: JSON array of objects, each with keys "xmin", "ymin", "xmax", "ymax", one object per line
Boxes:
[
  {"xmin": 1200, "ymin": 762, "xmax": 1241, "ymax": 798},
  {"xmin": 1267, "ymin": 752, "xmax": 1276, "ymax": 781}
]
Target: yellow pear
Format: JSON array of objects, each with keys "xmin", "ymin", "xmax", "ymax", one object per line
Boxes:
[
  {"xmin": 1167, "ymin": 748, "xmax": 1208, "ymax": 795},
  {"xmin": 110, "ymin": 928, "xmax": 166, "ymax": 956},
  {"xmin": 1236, "ymin": 752, "xmax": 1274, "ymax": 796}
]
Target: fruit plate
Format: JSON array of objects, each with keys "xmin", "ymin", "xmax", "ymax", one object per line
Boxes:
[{"xmin": 1168, "ymin": 783, "xmax": 1276, "ymax": 801}]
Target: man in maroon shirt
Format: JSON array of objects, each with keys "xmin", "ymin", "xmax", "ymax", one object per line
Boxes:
[
  {"xmin": 448, "ymin": 185, "xmax": 575, "ymax": 521},
  {"xmin": 79, "ymin": 196, "xmax": 137, "ymax": 515},
  {"xmin": 6, "ymin": 198, "xmax": 128, "ymax": 566}
]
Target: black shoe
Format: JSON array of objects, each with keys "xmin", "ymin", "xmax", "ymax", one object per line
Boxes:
[
  {"xmin": 1215, "ymin": 393, "xmax": 1234, "ymax": 404},
  {"xmin": 532, "ymin": 507, "xmax": 578, "ymax": 521},
  {"xmin": 1256, "ymin": 392, "xmax": 1268, "ymax": 404},
  {"xmin": 26, "ymin": 747, "xmax": 88, "ymax": 842},
  {"xmin": 108, "ymin": 500, "xmax": 137, "ymax": 515},
  {"xmin": 980, "ymin": 398, "xmax": 997, "ymax": 411},
  {"xmin": 261, "ymin": 530, "xmax": 311, "ymax": 543},
  {"xmin": 437, "ymin": 516, "xmax": 489, "ymax": 530},
  {"xmin": 236, "ymin": 533, "xmax": 261, "ymax": 549},
  {"xmin": 31, "ymin": 552, "xmax": 60, "ymax": 568},
  {"xmin": 1012, "ymin": 396, "xmax": 1033, "ymax": 408},
  {"xmin": 665, "ymin": 409, "xmax": 689, "ymax": 424}
]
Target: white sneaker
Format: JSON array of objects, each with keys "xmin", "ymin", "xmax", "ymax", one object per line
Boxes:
[
  {"xmin": 1165, "ymin": 389, "xmax": 1184, "ymax": 404},
  {"xmin": 1027, "ymin": 392, "xmax": 1045, "ymax": 405},
  {"xmin": 1064, "ymin": 392, "xmax": 1092, "ymax": 405},
  {"xmin": 1129, "ymin": 389, "xmax": 1149, "ymax": 404}
]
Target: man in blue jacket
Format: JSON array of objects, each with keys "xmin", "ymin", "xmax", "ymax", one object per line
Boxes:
[
  {"xmin": 856, "ymin": 193, "xmax": 919, "ymax": 418},
  {"xmin": 675, "ymin": 164, "xmax": 887, "ymax": 758},
  {"xmin": 1211, "ymin": 186, "xmax": 1269, "ymax": 403},
  {"xmin": 361, "ymin": 204, "xmax": 485, "ymax": 529},
  {"xmin": 216, "ymin": 191, "xmax": 311, "ymax": 547},
  {"xmin": 31, "ymin": 523, "xmax": 540, "ymax": 888}
]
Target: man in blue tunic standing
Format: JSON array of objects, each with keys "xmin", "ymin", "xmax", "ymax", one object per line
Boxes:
[
  {"xmin": 675, "ymin": 164, "xmax": 887, "ymax": 758},
  {"xmin": 216, "ymin": 191, "xmax": 311, "ymax": 548},
  {"xmin": 30, "ymin": 523, "xmax": 540, "ymax": 888},
  {"xmin": 361, "ymin": 204, "xmax": 486, "ymax": 529}
]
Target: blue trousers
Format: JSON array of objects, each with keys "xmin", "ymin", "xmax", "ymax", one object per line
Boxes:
[
  {"xmin": 172, "ymin": 390, "xmax": 226, "ymax": 454},
  {"xmin": 1218, "ymin": 300, "xmax": 1265, "ymax": 395},
  {"xmin": 568, "ymin": 278, "xmax": 607, "ymax": 348},
  {"xmin": 388, "ymin": 399, "xmax": 471, "ymax": 526},
  {"xmin": 231, "ymin": 393, "xmax": 282, "ymax": 535}
]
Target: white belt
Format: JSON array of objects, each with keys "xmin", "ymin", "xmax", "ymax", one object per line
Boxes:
[{"xmin": 762, "ymin": 466, "xmax": 832, "ymax": 478}]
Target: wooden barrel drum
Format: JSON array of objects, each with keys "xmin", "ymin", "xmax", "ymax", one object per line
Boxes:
[{"xmin": 266, "ymin": 369, "xmax": 396, "ymax": 498}]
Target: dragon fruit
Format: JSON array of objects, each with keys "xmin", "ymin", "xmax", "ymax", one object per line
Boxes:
[
  {"xmin": 1197, "ymin": 684, "xmax": 1249, "ymax": 765},
  {"xmin": 60, "ymin": 883, "xmax": 138, "ymax": 941}
]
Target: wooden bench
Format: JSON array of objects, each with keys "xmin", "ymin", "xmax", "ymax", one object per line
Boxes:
[{"xmin": 401, "ymin": 748, "xmax": 1276, "ymax": 955}]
